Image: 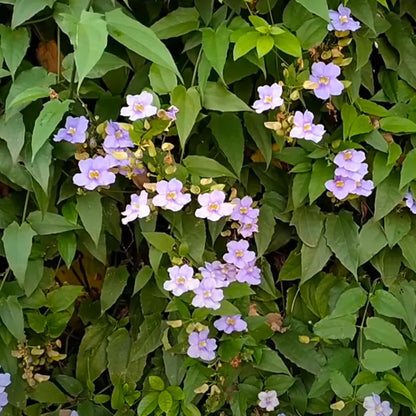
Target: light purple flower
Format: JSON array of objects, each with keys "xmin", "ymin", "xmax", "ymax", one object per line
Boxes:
[
  {"xmin": 53, "ymin": 116, "xmax": 89, "ymax": 144},
  {"xmin": 223, "ymin": 240, "xmax": 256, "ymax": 269},
  {"xmin": 252, "ymin": 83, "xmax": 283, "ymax": 113},
  {"xmin": 70, "ymin": 412, "xmax": 79, "ymax": 416},
  {"xmin": 220, "ymin": 263, "xmax": 238, "ymax": 284},
  {"xmin": 325, "ymin": 176, "xmax": 356, "ymax": 200},
  {"xmin": 120, "ymin": 92, "xmax": 157, "ymax": 121},
  {"xmin": 214, "ymin": 315, "xmax": 247, "ymax": 334},
  {"xmin": 121, "ymin": 191, "xmax": 150, "ymax": 224},
  {"xmin": 352, "ymin": 179, "xmax": 374, "ymax": 197},
  {"xmin": 195, "ymin": 190, "xmax": 234, "ymax": 221},
  {"xmin": 328, "ymin": 5, "xmax": 361, "ymax": 32},
  {"xmin": 334, "ymin": 150, "xmax": 366, "ymax": 172},
  {"xmin": 363, "ymin": 394, "xmax": 392, "ymax": 416},
  {"xmin": 231, "ymin": 196, "xmax": 259, "ymax": 224},
  {"xmin": 238, "ymin": 221, "xmax": 259, "ymax": 238},
  {"xmin": 335, "ymin": 164, "xmax": 368, "ymax": 181},
  {"xmin": 236, "ymin": 261, "xmax": 262, "ymax": 285},
  {"xmin": 103, "ymin": 121, "xmax": 133, "ymax": 152},
  {"xmin": 192, "ymin": 278, "xmax": 224, "ymax": 310},
  {"xmin": 166, "ymin": 105, "xmax": 179, "ymax": 121},
  {"xmin": 152, "ymin": 179, "xmax": 191, "ymax": 212},
  {"xmin": 258, "ymin": 391, "xmax": 279, "ymax": 412},
  {"xmin": 164, "ymin": 264, "xmax": 199, "ymax": 296},
  {"xmin": 73, "ymin": 156, "xmax": 116, "ymax": 190},
  {"xmin": 187, "ymin": 330, "xmax": 217, "ymax": 361},
  {"xmin": 199, "ymin": 261, "xmax": 230, "ymax": 288},
  {"xmin": 0, "ymin": 368, "xmax": 10, "ymax": 413},
  {"xmin": 309, "ymin": 62, "xmax": 344, "ymax": 100},
  {"xmin": 406, "ymin": 192, "xmax": 416, "ymax": 214},
  {"xmin": 289, "ymin": 110, "xmax": 325, "ymax": 143}
]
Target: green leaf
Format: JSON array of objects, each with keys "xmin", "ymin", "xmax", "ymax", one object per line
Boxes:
[
  {"xmin": 387, "ymin": 142, "xmax": 401, "ymax": 166},
  {"xmin": 32, "ymin": 100, "xmax": 72, "ymax": 161},
  {"xmin": 201, "ymin": 24, "xmax": 230, "ymax": 79},
  {"xmin": 223, "ymin": 282, "xmax": 255, "ymax": 299},
  {"xmin": 255, "ymin": 205, "xmax": 275, "ymax": 257},
  {"xmin": 105, "ymin": 8, "xmax": 180, "ymax": 78},
  {"xmin": 380, "ymin": 116, "xmax": 416, "ymax": 133},
  {"xmin": 374, "ymin": 171, "xmax": 407, "ymax": 221},
  {"xmin": 2, "ymin": 221, "xmax": 36, "ymax": 287},
  {"xmin": 325, "ymin": 211, "xmax": 359, "ymax": 278},
  {"xmin": 332, "ymin": 287, "xmax": 367, "ymax": 316},
  {"xmin": 370, "ymin": 290, "xmax": 407, "ymax": 321},
  {"xmin": 101, "ymin": 266, "xmax": 129, "ymax": 314},
  {"xmin": 294, "ymin": 0, "xmax": 329, "ymax": 22},
  {"xmin": 47, "ymin": 285, "xmax": 83, "ymax": 312},
  {"xmin": 398, "ymin": 228, "xmax": 416, "ymax": 273},
  {"xmin": 29, "ymin": 381, "xmax": 68, "ymax": 404},
  {"xmin": 356, "ymin": 98, "xmax": 390, "ymax": 117},
  {"xmin": 0, "ymin": 296, "xmax": 25, "ymax": 341},
  {"xmin": 384, "ymin": 211, "xmax": 411, "ymax": 247},
  {"xmin": 244, "ymin": 112, "xmax": 272, "ymax": 168},
  {"xmin": 77, "ymin": 192, "xmax": 102, "ymax": 247},
  {"xmin": 149, "ymin": 63, "xmax": 177, "ymax": 95},
  {"xmin": 301, "ymin": 235, "xmax": 331, "ymax": 284},
  {"xmin": 314, "ymin": 315, "xmax": 357, "ymax": 340},
  {"xmin": 348, "ymin": 0, "xmax": 376, "ymax": 32},
  {"xmin": 27, "ymin": 211, "xmax": 81, "ymax": 234},
  {"xmin": 72, "ymin": 11, "xmax": 107, "ymax": 89},
  {"xmin": 0, "ymin": 113, "xmax": 25, "ymax": 164},
  {"xmin": 297, "ymin": 17, "xmax": 327, "ymax": 50},
  {"xmin": 180, "ymin": 213, "xmax": 206, "ymax": 265},
  {"xmin": 309, "ymin": 158, "xmax": 333, "ymax": 203},
  {"xmin": 373, "ymin": 153, "xmax": 393, "ymax": 186},
  {"xmin": 254, "ymin": 348, "xmax": 290, "ymax": 375},
  {"xmin": 400, "ymin": 149, "xmax": 416, "ymax": 189},
  {"xmin": 5, "ymin": 67, "xmax": 55, "ymax": 118},
  {"xmin": 55, "ymin": 375, "xmax": 83, "ymax": 397},
  {"xmin": 0, "ymin": 25, "xmax": 29, "ymax": 78},
  {"xmin": 350, "ymin": 115, "xmax": 373, "ymax": 137},
  {"xmin": 57, "ymin": 232, "xmax": 77, "ymax": 268},
  {"xmin": 11, "ymin": 0, "xmax": 55, "ymax": 28},
  {"xmin": 233, "ymin": 31, "xmax": 260, "ymax": 60},
  {"xmin": 203, "ymin": 82, "xmax": 251, "ymax": 112},
  {"xmin": 171, "ymin": 85, "xmax": 201, "ymax": 150},
  {"xmin": 149, "ymin": 376, "xmax": 165, "ymax": 391},
  {"xmin": 209, "ymin": 113, "xmax": 244, "ymax": 176},
  {"xmin": 158, "ymin": 390, "xmax": 173, "ymax": 412},
  {"xmin": 291, "ymin": 205, "xmax": 324, "ymax": 248},
  {"xmin": 362, "ymin": 348, "xmax": 402, "ymax": 372},
  {"xmin": 133, "ymin": 266, "xmax": 153, "ymax": 295},
  {"xmin": 329, "ymin": 370, "xmax": 353, "ymax": 399},
  {"xmin": 359, "ymin": 220, "xmax": 388, "ymax": 265},
  {"xmin": 256, "ymin": 35, "xmax": 274, "ymax": 58},
  {"xmin": 364, "ymin": 317, "xmax": 406, "ymax": 349},
  {"xmin": 273, "ymin": 30, "xmax": 302, "ymax": 57},
  {"xmin": 143, "ymin": 232, "xmax": 176, "ymax": 253},
  {"xmin": 195, "ymin": 0, "xmax": 213, "ymax": 25},
  {"xmin": 292, "ymin": 172, "xmax": 310, "ymax": 208},
  {"xmin": 183, "ymin": 155, "xmax": 237, "ymax": 178},
  {"xmin": 151, "ymin": 7, "xmax": 199, "ymax": 40}
]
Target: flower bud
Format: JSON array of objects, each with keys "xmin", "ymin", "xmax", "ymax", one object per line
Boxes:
[
  {"xmin": 290, "ymin": 90, "xmax": 299, "ymax": 101},
  {"xmin": 200, "ymin": 178, "xmax": 213, "ymax": 186},
  {"xmin": 298, "ymin": 335, "xmax": 310, "ymax": 344},
  {"xmin": 165, "ymin": 165, "xmax": 177, "ymax": 175},
  {"xmin": 330, "ymin": 401, "xmax": 345, "ymax": 411},
  {"xmin": 167, "ymin": 320, "xmax": 183, "ymax": 328},
  {"xmin": 190, "ymin": 185, "xmax": 201, "ymax": 194},
  {"xmin": 162, "ymin": 142, "xmax": 174, "ymax": 151}
]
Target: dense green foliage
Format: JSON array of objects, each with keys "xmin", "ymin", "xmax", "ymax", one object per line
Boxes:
[{"xmin": 1, "ymin": 0, "xmax": 416, "ymax": 415}]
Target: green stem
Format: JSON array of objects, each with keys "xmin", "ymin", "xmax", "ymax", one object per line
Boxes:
[
  {"xmin": 22, "ymin": 191, "xmax": 30, "ymax": 224},
  {"xmin": 0, "ymin": 269, "xmax": 10, "ymax": 292},
  {"xmin": 191, "ymin": 46, "xmax": 203, "ymax": 87},
  {"xmin": 69, "ymin": 62, "xmax": 77, "ymax": 99}
]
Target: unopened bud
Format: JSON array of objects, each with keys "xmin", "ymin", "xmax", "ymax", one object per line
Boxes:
[
  {"xmin": 303, "ymin": 80, "xmax": 318, "ymax": 90},
  {"xmin": 165, "ymin": 165, "xmax": 176, "ymax": 175},
  {"xmin": 290, "ymin": 90, "xmax": 299, "ymax": 101},
  {"xmin": 143, "ymin": 182, "xmax": 157, "ymax": 192},
  {"xmin": 167, "ymin": 320, "xmax": 183, "ymax": 328},
  {"xmin": 298, "ymin": 335, "xmax": 310, "ymax": 344},
  {"xmin": 190, "ymin": 185, "xmax": 201, "ymax": 194},
  {"xmin": 200, "ymin": 178, "xmax": 213, "ymax": 186},
  {"xmin": 194, "ymin": 384, "xmax": 209, "ymax": 394},
  {"xmin": 162, "ymin": 142, "xmax": 174, "ymax": 151},
  {"xmin": 330, "ymin": 401, "xmax": 345, "ymax": 411},
  {"xmin": 321, "ymin": 50, "xmax": 332, "ymax": 60}
]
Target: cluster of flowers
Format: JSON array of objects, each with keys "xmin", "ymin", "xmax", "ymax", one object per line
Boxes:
[
  {"xmin": 0, "ymin": 367, "xmax": 11, "ymax": 413},
  {"xmin": 54, "ymin": 91, "xmax": 178, "ymax": 190},
  {"xmin": 325, "ymin": 149, "xmax": 374, "ymax": 200}
]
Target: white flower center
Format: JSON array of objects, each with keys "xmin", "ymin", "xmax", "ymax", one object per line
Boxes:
[
  {"xmin": 304, "ymin": 123, "xmax": 312, "ymax": 131},
  {"xmin": 226, "ymin": 318, "xmax": 235, "ymax": 325},
  {"xmin": 335, "ymin": 180, "xmax": 344, "ymax": 188},
  {"xmin": 208, "ymin": 203, "xmax": 219, "ymax": 212},
  {"xmin": 240, "ymin": 207, "xmax": 248, "ymax": 214},
  {"xmin": 339, "ymin": 15, "xmax": 349, "ymax": 24},
  {"xmin": 203, "ymin": 291, "xmax": 211, "ymax": 298},
  {"xmin": 344, "ymin": 151, "xmax": 353, "ymax": 160},
  {"xmin": 167, "ymin": 192, "xmax": 176, "ymax": 200},
  {"xmin": 199, "ymin": 340, "xmax": 207, "ymax": 348},
  {"xmin": 134, "ymin": 104, "xmax": 144, "ymax": 112},
  {"xmin": 319, "ymin": 76, "xmax": 330, "ymax": 85},
  {"xmin": 177, "ymin": 277, "xmax": 186, "ymax": 284},
  {"xmin": 235, "ymin": 250, "xmax": 244, "ymax": 258},
  {"xmin": 68, "ymin": 127, "xmax": 77, "ymax": 136},
  {"xmin": 264, "ymin": 96, "xmax": 273, "ymax": 103}
]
